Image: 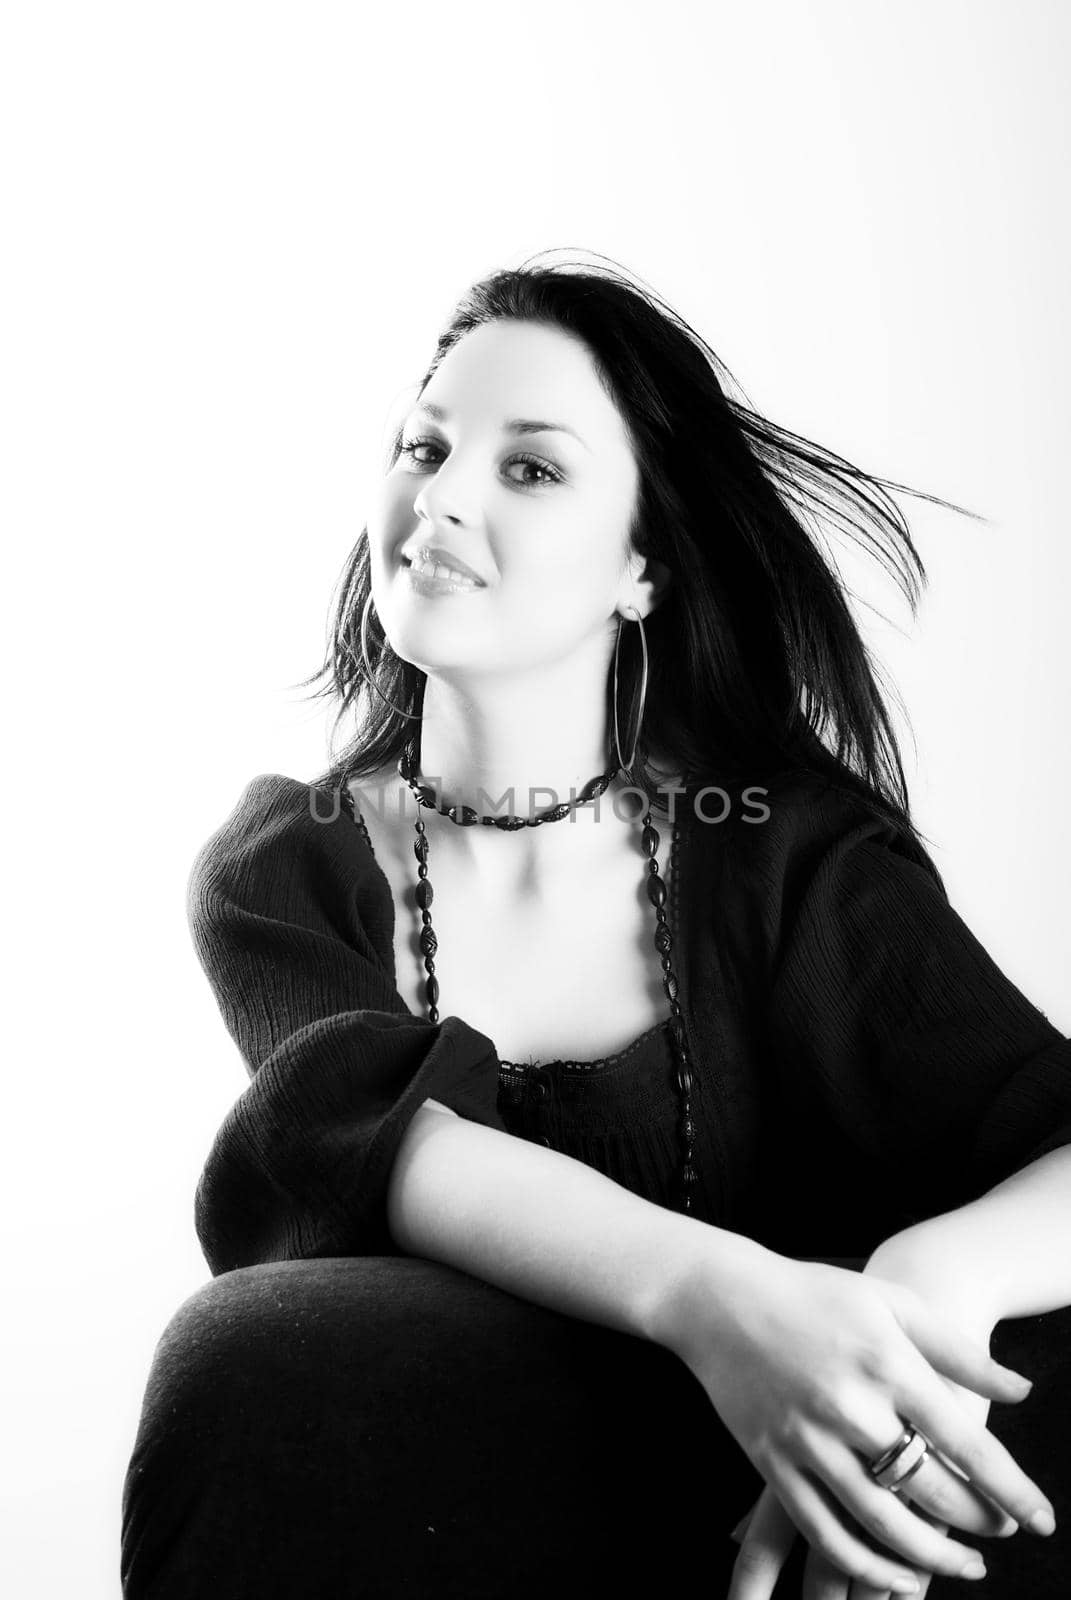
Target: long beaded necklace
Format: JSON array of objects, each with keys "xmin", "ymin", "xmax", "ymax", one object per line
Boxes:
[{"xmin": 395, "ymin": 731, "xmax": 699, "ymax": 1214}]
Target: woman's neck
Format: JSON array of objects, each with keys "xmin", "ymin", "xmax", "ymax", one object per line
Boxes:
[
  {"xmin": 353, "ymin": 659, "xmax": 685, "ymax": 899},
  {"xmin": 352, "ymin": 744, "xmax": 684, "ymax": 905},
  {"xmin": 414, "ymin": 666, "xmax": 615, "ymax": 821}
]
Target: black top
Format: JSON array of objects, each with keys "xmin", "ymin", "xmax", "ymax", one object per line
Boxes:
[
  {"xmin": 186, "ymin": 768, "xmax": 1071, "ymax": 1274},
  {"xmin": 347, "ymin": 785, "xmax": 691, "ymax": 1209}
]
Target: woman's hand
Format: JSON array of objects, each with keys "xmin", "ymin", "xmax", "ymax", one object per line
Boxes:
[
  {"xmin": 659, "ymin": 1249, "xmax": 1049, "ymax": 1595},
  {"xmin": 722, "ymin": 1243, "xmax": 1029, "ymax": 1598},
  {"xmin": 725, "ymin": 1316, "xmax": 1014, "ymax": 1598}
]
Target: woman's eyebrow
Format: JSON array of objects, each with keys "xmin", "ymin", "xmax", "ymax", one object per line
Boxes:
[{"xmin": 410, "ymin": 400, "xmax": 591, "ymax": 452}]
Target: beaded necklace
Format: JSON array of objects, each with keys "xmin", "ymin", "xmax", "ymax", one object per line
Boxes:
[{"xmin": 393, "ymin": 732, "xmax": 698, "ymax": 1213}]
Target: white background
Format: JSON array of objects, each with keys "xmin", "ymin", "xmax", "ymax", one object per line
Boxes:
[{"xmin": 2, "ymin": 2, "xmax": 1068, "ymax": 1594}]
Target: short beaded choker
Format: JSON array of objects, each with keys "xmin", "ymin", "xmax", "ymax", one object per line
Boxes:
[{"xmin": 394, "ymin": 732, "xmax": 698, "ymax": 1213}]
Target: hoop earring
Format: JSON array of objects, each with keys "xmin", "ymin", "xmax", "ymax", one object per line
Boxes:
[
  {"xmin": 613, "ymin": 605, "xmax": 649, "ymax": 776},
  {"xmin": 356, "ymin": 590, "xmax": 422, "ymax": 721}
]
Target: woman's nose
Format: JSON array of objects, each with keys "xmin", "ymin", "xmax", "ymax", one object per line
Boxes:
[{"xmin": 412, "ymin": 452, "xmax": 482, "ymax": 527}]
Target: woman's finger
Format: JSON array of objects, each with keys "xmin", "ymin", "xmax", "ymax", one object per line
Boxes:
[
  {"xmin": 727, "ymin": 1486, "xmax": 799, "ymax": 1600},
  {"xmin": 730, "ymin": 1499, "xmax": 759, "ymax": 1546},
  {"xmin": 837, "ymin": 1359, "xmax": 1017, "ymax": 1542},
  {"xmin": 758, "ymin": 1457, "xmax": 926, "ymax": 1593},
  {"xmin": 781, "ymin": 1488, "xmax": 936, "ymax": 1599},
  {"xmin": 898, "ymin": 1444, "xmax": 1017, "ymax": 1538},
  {"xmin": 834, "ymin": 1383, "xmax": 1014, "ymax": 1599},
  {"xmin": 887, "ymin": 1287, "xmax": 1034, "ymax": 1407},
  {"xmin": 800, "ymin": 1431, "xmax": 989, "ymax": 1579},
  {"xmin": 846, "ymin": 1506, "xmax": 949, "ymax": 1600},
  {"xmin": 801, "ymin": 1542, "xmax": 854, "ymax": 1599},
  {"xmin": 891, "ymin": 1349, "xmax": 1055, "ymax": 1534}
]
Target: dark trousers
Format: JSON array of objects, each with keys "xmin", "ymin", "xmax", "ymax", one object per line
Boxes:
[{"xmin": 120, "ymin": 1257, "xmax": 1070, "ymax": 1598}]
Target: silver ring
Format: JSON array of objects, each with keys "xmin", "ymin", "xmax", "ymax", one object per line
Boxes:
[{"xmin": 869, "ymin": 1427, "xmax": 930, "ymax": 1492}]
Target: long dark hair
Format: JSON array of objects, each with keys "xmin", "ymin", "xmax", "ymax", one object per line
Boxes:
[{"xmin": 300, "ymin": 249, "xmax": 981, "ymax": 879}]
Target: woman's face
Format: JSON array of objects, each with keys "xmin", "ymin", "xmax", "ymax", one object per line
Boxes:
[{"xmin": 366, "ymin": 318, "xmax": 646, "ymax": 680}]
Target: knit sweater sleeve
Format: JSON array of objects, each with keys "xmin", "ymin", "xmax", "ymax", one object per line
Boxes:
[
  {"xmin": 762, "ymin": 780, "xmax": 1071, "ymax": 1232},
  {"xmin": 186, "ymin": 773, "xmax": 507, "ymax": 1275}
]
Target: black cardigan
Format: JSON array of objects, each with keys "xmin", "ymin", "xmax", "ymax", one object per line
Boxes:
[{"xmin": 187, "ymin": 771, "xmax": 1071, "ymax": 1276}]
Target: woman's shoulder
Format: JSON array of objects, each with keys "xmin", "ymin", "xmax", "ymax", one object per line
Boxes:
[
  {"xmin": 695, "ymin": 764, "xmax": 945, "ymax": 932},
  {"xmin": 187, "ymin": 770, "xmax": 377, "ymax": 906}
]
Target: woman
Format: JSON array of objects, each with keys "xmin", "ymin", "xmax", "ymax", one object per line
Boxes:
[{"xmin": 121, "ymin": 255, "xmax": 1071, "ymax": 1599}]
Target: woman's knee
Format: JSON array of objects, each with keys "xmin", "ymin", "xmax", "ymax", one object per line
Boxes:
[
  {"xmin": 119, "ymin": 1257, "xmax": 758, "ymax": 1596},
  {"xmin": 124, "ymin": 1257, "xmax": 410, "ymax": 1474},
  {"xmin": 121, "ymin": 1259, "xmax": 400, "ymax": 1596},
  {"xmin": 129, "ymin": 1267, "xmax": 294, "ymax": 1448}
]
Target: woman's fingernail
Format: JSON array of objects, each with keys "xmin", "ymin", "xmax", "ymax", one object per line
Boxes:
[
  {"xmin": 1028, "ymin": 1507, "xmax": 1056, "ymax": 1536},
  {"xmin": 961, "ymin": 1557, "xmax": 987, "ymax": 1580},
  {"xmin": 891, "ymin": 1579, "xmax": 919, "ymax": 1595}
]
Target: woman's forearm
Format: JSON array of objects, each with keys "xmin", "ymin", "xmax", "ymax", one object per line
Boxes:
[
  {"xmin": 386, "ymin": 1102, "xmax": 771, "ymax": 1344},
  {"xmin": 866, "ymin": 1145, "xmax": 1071, "ymax": 1323}
]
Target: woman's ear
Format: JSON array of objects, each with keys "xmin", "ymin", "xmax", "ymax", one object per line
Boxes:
[{"xmin": 622, "ymin": 552, "xmax": 673, "ymax": 619}]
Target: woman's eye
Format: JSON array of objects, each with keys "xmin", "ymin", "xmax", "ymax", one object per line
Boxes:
[
  {"xmin": 503, "ymin": 453, "xmax": 563, "ymax": 488},
  {"xmin": 397, "ymin": 438, "xmax": 444, "ymax": 467},
  {"xmin": 397, "ymin": 438, "xmax": 562, "ymax": 489}
]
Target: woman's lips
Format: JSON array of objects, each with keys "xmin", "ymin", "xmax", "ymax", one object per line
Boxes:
[{"xmin": 403, "ymin": 562, "xmax": 487, "ymax": 597}]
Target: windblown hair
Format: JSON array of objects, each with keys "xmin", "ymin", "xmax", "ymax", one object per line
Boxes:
[{"xmin": 300, "ymin": 248, "xmax": 981, "ymax": 880}]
